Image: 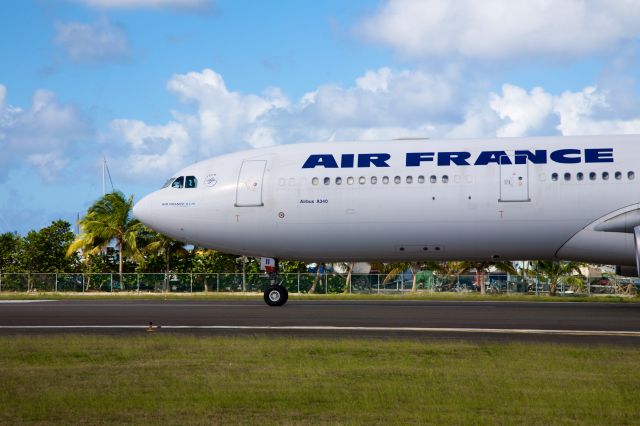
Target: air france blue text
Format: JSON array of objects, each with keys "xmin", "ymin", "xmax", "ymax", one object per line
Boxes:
[{"xmin": 301, "ymin": 148, "xmax": 613, "ymax": 169}]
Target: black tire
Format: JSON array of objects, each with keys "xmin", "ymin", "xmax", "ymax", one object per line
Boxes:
[
  {"xmin": 279, "ymin": 285, "xmax": 289, "ymax": 305},
  {"xmin": 264, "ymin": 285, "xmax": 287, "ymax": 306}
]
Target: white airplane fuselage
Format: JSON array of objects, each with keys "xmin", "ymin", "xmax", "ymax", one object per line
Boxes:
[{"xmin": 133, "ymin": 135, "xmax": 640, "ymax": 268}]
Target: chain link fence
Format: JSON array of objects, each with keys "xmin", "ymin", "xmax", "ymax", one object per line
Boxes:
[{"xmin": 0, "ymin": 272, "xmax": 637, "ymax": 295}]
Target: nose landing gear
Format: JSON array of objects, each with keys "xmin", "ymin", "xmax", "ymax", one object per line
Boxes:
[{"xmin": 262, "ymin": 258, "xmax": 288, "ymax": 306}]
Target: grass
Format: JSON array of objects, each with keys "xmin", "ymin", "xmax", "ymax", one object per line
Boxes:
[
  {"xmin": 0, "ymin": 291, "xmax": 639, "ymax": 303},
  {"xmin": 0, "ymin": 335, "xmax": 639, "ymax": 425}
]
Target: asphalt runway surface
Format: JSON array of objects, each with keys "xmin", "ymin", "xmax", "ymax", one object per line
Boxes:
[{"xmin": 1, "ymin": 299, "xmax": 639, "ymax": 344}]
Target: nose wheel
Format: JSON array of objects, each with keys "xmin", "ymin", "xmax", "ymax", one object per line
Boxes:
[{"xmin": 264, "ymin": 284, "xmax": 288, "ymax": 306}]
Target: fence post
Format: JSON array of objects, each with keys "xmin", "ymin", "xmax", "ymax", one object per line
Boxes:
[
  {"xmin": 190, "ymin": 273, "xmax": 193, "ymax": 293},
  {"xmin": 82, "ymin": 274, "xmax": 85, "ymax": 293},
  {"xmin": 110, "ymin": 273, "xmax": 113, "ymax": 292},
  {"xmin": 216, "ymin": 273, "xmax": 219, "ymax": 292},
  {"xmin": 55, "ymin": 273, "xmax": 58, "ymax": 293},
  {"xmin": 137, "ymin": 274, "xmax": 140, "ymax": 292},
  {"xmin": 297, "ymin": 272, "xmax": 300, "ymax": 293},
  {"xmin": 377, "ymin": 274, "xmax": 380, "ymax": 294},
  {"xmin": 1, "ymin": 271, "xmax": 3, "ymax": 292}
]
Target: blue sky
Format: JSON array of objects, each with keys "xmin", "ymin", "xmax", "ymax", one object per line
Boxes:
[{"xmin": 1, "ymin": 0, "xmax": 640, "ymax": 234}]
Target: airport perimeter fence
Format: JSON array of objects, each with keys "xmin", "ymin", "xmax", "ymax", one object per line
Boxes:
[{"xmin": 0, "ymin": 272, "xmax": 637, "ymax": 296}]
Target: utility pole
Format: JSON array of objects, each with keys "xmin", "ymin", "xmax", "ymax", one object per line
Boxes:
[
  {"xmin": 102, "ymin": 156, "xmax": 106, "ymax": 196},
  {"xmin": 101, "ymin": 157, "xmax": 114, "ymax": 196}
]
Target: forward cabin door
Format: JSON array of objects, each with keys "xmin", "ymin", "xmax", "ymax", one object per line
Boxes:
[
  {"xmin": 498, "ymin": 154, "xmax": 530, "ymax": 202},
  {"xmin": 235, "ymin": 160, "xmax": 267, "ymax": 207}
]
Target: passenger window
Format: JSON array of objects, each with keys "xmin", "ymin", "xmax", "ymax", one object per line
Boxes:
[
  {"xmin": 589, "ymin": 172, "xmax": 596, "ymax": 180},
  {"xmin": 551, "ymin": 173, "xmax": 558, "ymax": 182},
  {"xmin": 185, "ymin": 176, "xmax": 198, "ymax": 188},
  {"xmin": 430, "ymin": 175, "xmax": 436, "ymax": 184},
  {"xmin": 312, "ymin": 177, "xmax": 319, "ymax": 186},
  {"xmin": 615, "ymin": 171, "xmax": 622, "ymax": 180},
  {"xmin": 406, "ymin": 176, "xmax": 413, "ymax": 184},
  {"xmin": 576, "ymin": 172, "xmax": 584, "ymax": 181},
  {"xmin": 371, "ymin": 176, "xmax": 378, "ymax": 184},
  {"xmin": 628, "ymin": 171, "xmax": 635, "ymax": 180},
  {"xmin": 324, "ymin": 177, "xmax": 330, "ymax": 185},
  {"xmin": 171, "ymin": 176, "xmax": 184, "ymax": 188},
  {"xmin": 418, "ymin": 175, "xmax": 425, "ymax": 184},
  {"xmin": 602, "ymin": 172, "xmax": 609, "ymax": 180},
  {"xmin": 336, "ymin": 177, "xmax": 342, "ymax": 185},
  {"xmin": 442, "ymin": 175, "xmax": 449, "ymax": 183},
  {"xmin": 347, "ymin": 177, "xmax": 354, "ymax": 185},
  {"xmin": 382, "ymin": 176, "xmax": 389, "ymax": 184},
  {"xmin": 564, "ymin": 173, "xmax": 571, "ymax": 181},
  {"xmin": 394, "ymin": 176, "xmax": 401, "ymax": 184},
  {"xmin": 359, "ymin": 176, "xmax": 366, "ymax": 185}
]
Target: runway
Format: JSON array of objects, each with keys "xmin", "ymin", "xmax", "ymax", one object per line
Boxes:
[{"xmin": 1, "ymin": 299, "xmax": 639, "ymax": 344}]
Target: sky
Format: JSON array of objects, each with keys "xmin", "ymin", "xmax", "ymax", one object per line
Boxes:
[{"xmin": 1, "ymin": 0, "xmax": 640, "ymax": 234}]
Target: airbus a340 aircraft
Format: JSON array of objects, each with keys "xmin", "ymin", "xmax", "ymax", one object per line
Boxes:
[{"xmin": 133, "ymin": 134, "xmax": 640, "ymax": 306}]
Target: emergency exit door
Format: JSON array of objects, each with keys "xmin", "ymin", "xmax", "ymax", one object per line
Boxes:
[
  {"xmin": 235, "ymin": 160, "xmax": 266, "ymax": 207},
  {"xmin": 499, "ymin": 155, "xmax": 530, "ymax": 202}
]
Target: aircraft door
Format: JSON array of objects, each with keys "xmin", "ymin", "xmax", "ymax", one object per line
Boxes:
[
  {"xmin": 499, "ymin": 154, "xmax": 530, "ymax": 202},
  {"xmin": 235, "ymin": 160, "xmax": 267, "ymax": 207}
]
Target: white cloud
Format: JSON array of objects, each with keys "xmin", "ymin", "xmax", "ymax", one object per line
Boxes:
[
  {"xmin": 107, "ymin": 67, "xmax": 640, "ymax": 181},
  {"xmin": 108, "ymin": 67, "xmax": 463, "ymax": 179},
  {"xmin": 489, "ymin": 85, "xmax": 554, "ymax": 137},
  {"xmin": 72, "ymin": 0, "xmax": 211, "ymax": 10},
  {"xmin": 54, "ymin": 18, "xmax": 130, "ymax": 64},
  {"xmin": 452, "ymin": 83, "xmax": 640, "ymax": 138},
  {"xmin": 358, "ymin": 0, "xmax": 640, "ymax": 60},
  {"xmin": 109, "ymin": 119, "xmax": 190, "ymax": 176},
  {"xmin": 26, "ymin": 153, "xmax": 70, "ymax": 182},
  {"xmin": 0, "ymin": 85, "xmax": 90, "ymax": 182}
]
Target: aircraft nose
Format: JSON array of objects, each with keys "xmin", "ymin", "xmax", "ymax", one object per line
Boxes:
[{"xmin": 133, "ymin": 195, "xmax": 154, "ymax": 225}]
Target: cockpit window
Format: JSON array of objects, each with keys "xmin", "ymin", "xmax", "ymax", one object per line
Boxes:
[
  {"xmin": 185, "ymin": 176, "xmax": 198, "ymax": 188},
  {"xmin": 171, "ymin": 176, "xmax": 184, "ymax": 188},
  {"xmin": 162, "ymin": 177, "xmax": 176, "ymax": 189}
]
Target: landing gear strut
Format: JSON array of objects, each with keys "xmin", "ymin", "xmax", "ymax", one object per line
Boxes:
[{"xmin": 263, "ymin": 259, "xmax": 288, "ymax": 306}]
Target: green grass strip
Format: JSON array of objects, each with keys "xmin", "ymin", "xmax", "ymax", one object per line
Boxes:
[{"xmin": 0, "ymin": 335, "xmax": 638, "ymax": 425}]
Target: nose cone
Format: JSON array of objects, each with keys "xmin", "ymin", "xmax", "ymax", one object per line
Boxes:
[{"xmin": 133, "ymin": 194, "xmax": 154, "ymax": 225}]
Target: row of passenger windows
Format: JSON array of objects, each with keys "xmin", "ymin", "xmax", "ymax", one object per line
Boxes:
[
  {"xmin": 163, "ymin": 175, "xmax": 198, "ymax": 189},
  {"xmin": 310, "ymin": 175, "xmax": 452, "ymax": 186},
  {"xmin": 299, "ymin": 171, "xmax": 637, "ymax": 186},
  {"xmin": 551, "ymin": 171, "xmax": 635, "ymax": 182}
]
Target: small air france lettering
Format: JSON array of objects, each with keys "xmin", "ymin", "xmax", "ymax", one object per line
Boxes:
[{"xmin": 301, "ymin": 148, "xmax": 613, "ymax": 168}]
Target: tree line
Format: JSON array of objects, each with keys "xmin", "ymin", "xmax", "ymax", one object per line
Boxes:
[
  {"xmin": 0, "ymin": 192, "xmax": 307, "ymax": 279},
  {"xmin": 0, "ymin": 191, "xmax": 588, "ymax": 296}
]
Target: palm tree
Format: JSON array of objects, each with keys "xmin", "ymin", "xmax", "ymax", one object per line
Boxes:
[
  {"xmin": 309, "ymin": 262, "xmax": 324, "ymax": 294},
  {"xmin": 425, "ymin": 261, "xmax": 466, "ymax": 291},
  {"xmin": 68, "ymin": 191, "xmax": 142, "ymax": 289},
  {"xmin": 340, "ymin": 262, "xmax": 355, "ymax": 293},
  {"xmin": 383, "ymin": 262, "xmax": 422, "ymax": 292},
  {"xmin": 460, "ymin": 261, "xmax": 517, "ymax": 294},
  {"xmin": 140, "ymin": 229, "xmax": 186, "ymax": 291},
  {"xmin": 532, "ymin": 261, "xmax": 585, "ymax": 296}
]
